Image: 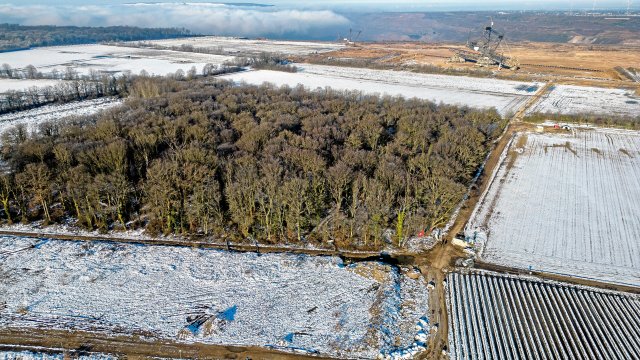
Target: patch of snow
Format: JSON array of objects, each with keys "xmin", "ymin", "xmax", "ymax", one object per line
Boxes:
[
  {"xmin": 0, "ymin": 79, "xmax": 65, "ymax": 94},
  {"xmin": 0, "ymin": 236, "xmax": 429, "ymax": 359}
]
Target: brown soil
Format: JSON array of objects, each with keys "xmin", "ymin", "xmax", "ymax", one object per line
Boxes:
[
  {"xmin": 475, "ymin": 260, "xmax": 640, "ymax": 295},
  {"xmin": 0, "ymin": 328, "xmax": 334, "ymax": 359},
  {"xmin": 301, "ymin": 41, "xmax": 640, "ymax": 87}
]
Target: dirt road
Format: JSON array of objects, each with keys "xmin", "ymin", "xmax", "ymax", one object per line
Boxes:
[{"xmin": 0, "ymin": 328, "xmax": 334, "ymax": 359}]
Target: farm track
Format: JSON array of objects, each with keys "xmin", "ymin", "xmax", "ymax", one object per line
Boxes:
[
  {"xmin": 0, "ymin": 229, "xmax": 398, "ymax": 261},
  {"xmin": 445, "ymin": 270, "xmax": 640, "ymax": 360},
  {"xmin": 475, "ymin": 260, "xmax": 640, "ymax": 295},
  {"xmin": 0, "ymin": 328, "xmax": 335, "ymax": 360}
]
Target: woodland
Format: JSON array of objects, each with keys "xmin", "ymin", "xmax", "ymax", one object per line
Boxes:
[
  {"xmin": 0, "ymin": 77, "xmax": 505, "ymax": 250},
  {"xmin": 0, "ymin": 24, "xmax": 192, "ymax": 52}
]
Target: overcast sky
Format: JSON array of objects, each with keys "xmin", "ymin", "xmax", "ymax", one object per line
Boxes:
[
  {"xmin": 0, "ymin": 1, "xmax": 635, "ymax": 40},
  {"xmin": 8, "ymin": 1, "xmax": 637, "ymax": 11}
]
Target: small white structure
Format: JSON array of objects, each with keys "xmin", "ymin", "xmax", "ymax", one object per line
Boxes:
[{"xmin": 452, "ymin": 237, "xmax": 470, "ymax": 248}]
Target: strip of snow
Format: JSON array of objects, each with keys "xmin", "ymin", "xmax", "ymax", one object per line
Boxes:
[
  {"xmin": 0, "ymin": 236, "xmax": 429, "ymax": 359},
  {"xmin": 143, "ymin": 36, "xmax": 344, "ymax": 56},
  {"xmin": 220, "ymin": 65, "xmax": 544, "ymax": 116},
  {"xmin": 0, "ymin": 79, "xmax": 65, "ymax": 94}
]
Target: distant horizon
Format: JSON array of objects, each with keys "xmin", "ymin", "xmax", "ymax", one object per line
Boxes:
[
  {"xmin": 4, "ymin": 0, "xmax": 640, "ymax": 11},
  {"xmin": 0, "ymin": 1, "xmax": 637, "ymax": 41}
]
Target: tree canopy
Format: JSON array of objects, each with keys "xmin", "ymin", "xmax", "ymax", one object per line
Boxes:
[{"xmin": 0, "ymin": 77, "xmax": 506, "ymax": 251}]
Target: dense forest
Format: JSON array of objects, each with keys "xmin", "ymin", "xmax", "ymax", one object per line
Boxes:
[
  {"xmin": 0, "ymin": 24, "xmax": 192, "ymax": 52},
  {"xmin": 0, "ymin": 77, "xmax": 506, "ymax": 250}
]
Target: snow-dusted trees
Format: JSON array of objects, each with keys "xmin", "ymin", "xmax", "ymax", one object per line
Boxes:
[{"xmin": 0, "ymin": 74, "xmax": 130, "ymax": 114}]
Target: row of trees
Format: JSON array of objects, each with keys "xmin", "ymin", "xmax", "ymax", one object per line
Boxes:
[
  {"xmin": 0, "ymin": 75, "xmax": 131, "ymax": 114},
  {"xmin": 0, "ymin": 77, "xmax": 506, "ymax": 250},
  {"xmin": 524, "ymin": 112, "xmax": 640, "ymax": 130},
  {"xmin": 0, "ymin": 24, "xmax": 192, "ymax": 52},
  {"xmin": 124, "ymin": 42, "xmax": 299, "ymax": 72}
]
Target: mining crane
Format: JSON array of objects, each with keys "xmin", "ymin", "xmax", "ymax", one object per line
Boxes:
[
  {"xmin": 340, "ymin": 28, "xmax": 362, "ymax": 46},
  {"xmin": 451, "ymin": 20, "xmax": 519, "ymax": 70}
]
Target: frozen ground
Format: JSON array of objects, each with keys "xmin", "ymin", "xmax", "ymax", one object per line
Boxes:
[
  {"xmin": 144, "ymin": 36, "xmax": 344, "ymax": 56},
  {"xmin": 0, "ymin": 236, "xmax": 429, "ymax": 359},
  {"xmin": 0, "ymin": 45, "xmax": 234, "ymax": 77},
  {"xmin": 0, "ymin": 80, "xmax": 65, "ymax": 94},
  {"xmin": 0, "ymin": 98, "xmax": 122, "ymax": 138},
  {"xmin": 528, "ymin": 84, "xmax": 640, "ymax": 117},
  {"xmin": 467, "ymin": 128, "xmax": 640, "ymax": 286},
  {"xmin": 221, "ymin": 64, "xmax": 543, "ymax": 116}
]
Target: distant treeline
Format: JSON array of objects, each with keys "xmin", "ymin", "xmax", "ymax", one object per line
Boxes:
[
  {"xmin": 126, "ymin": 42, "xmax": 298, "ymax": 72},
  {"xmin": 524, "ymin": 112, "xmax": 640, "ymax": 130},
  {"xmin": 0, "ymin": 78, "xmax": 505, "ymax": 251},
  {"xmin": 0, "ymin": 76, "xmax": 131, "ymax": 114},
  {"xmin": 0, "ymin": 24, "xmax": 192, "ymax": 52}
]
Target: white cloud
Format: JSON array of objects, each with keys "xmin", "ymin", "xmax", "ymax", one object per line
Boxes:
[{"xmin": 0, "ymin": 3, "xmax": 351, "ymax": 39}]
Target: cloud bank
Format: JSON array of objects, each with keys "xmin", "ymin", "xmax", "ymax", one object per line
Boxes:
[{"xmin": 0, "ymin": 2, "xmax": 351, "ymax": 40}]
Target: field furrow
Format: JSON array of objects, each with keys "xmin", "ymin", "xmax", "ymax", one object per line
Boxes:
[{"xmin": 446, "ymin": 271, "xmax": 640, "ymax": 360}]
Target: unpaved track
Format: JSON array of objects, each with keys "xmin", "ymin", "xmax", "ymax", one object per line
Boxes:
[
  {"xmin": 0, "ymin": 328, "xmax": 335, "ymax": 359},
  {"xmin": 0, "ymin": 229, "xmax": 391, "ymax": 260}
]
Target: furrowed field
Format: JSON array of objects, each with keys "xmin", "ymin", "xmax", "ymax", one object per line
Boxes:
[{"xmin": 467, "ymin": 127, "xmax": 640, "ymax": 286}]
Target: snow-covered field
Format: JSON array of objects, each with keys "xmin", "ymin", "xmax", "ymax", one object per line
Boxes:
[
  {"xmin": 0, "ymin": 98, "xmax": 122, "ymax": 137},
  {"xmin": 221, "ymin": 65, "xmax": 543, "ymax": 116},
  {"xmin": 144, "ymin": 36, "xmax": 344, "ymax": 56},
  {"xmin": 446, "ymin": 270, "xmax": 640, "ymax": 360},
  {"xmin": 0, "ymin": 80, "xmax": 65, "ymax": 94},
  {"xmin": 0, "ymin": 45, "xmax": 234, "ymax": 77},
  {"xmin": 528, "ymin": 84, "xmax": 640, "ymax": 117},
  {"xmin": 0, "ymin": 236, "xmax": 430, "ymax": 359},
  {"xmin": 467, "ymin": 128, "xmax": 640, "ymax": 286}
]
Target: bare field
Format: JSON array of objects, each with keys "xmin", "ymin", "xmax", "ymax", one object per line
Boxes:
[
  {"xmin": 310, "ymin": 41, "xmax": 640, "ymax": 83},
  {"xmin": 467, "ymin": 128, "xmax": 640, "ymax": 286},
  {"xmin": 446, "ymin": 270, "xmax": 640, "ymax": 360}
]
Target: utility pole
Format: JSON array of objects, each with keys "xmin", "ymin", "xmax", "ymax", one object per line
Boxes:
[{"xmin": 627, "ymin": 0, "xmax": 632, "ymax": 15}]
